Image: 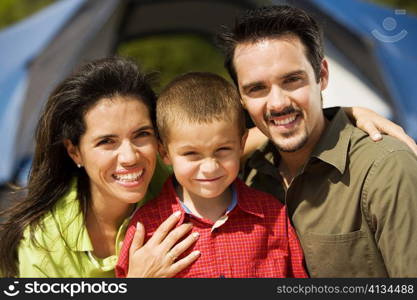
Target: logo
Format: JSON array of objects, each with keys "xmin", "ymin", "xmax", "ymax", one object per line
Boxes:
[
  {"xmin": 371, "ymin": 9, "xmax": 408, "ymax": 43},
  {"xmin": 3, "ymin": 281, "xmax": 20, "ymax": 297}
]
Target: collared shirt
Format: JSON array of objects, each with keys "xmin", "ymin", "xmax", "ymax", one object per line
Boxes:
[
  {"xmin": 116, "ymin": 177, "xmax": 308, "ymax": 278},
  {"xmin": 18, "ymin": 157, "xmax": 170, "ymax": 278},
  {"xmin": 242, "ymin": 108, "xmax": 417, "ymax": 277}
]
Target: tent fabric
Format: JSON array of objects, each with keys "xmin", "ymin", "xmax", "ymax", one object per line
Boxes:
[
  {"xmin": 0, "ymin": 0, "xmax": 87, "ymax": 183},
  {"xmin": 0, "ymin": 0, "xmax": 415, "ymax": 186},
  {"xmin": 310, "ymin": 0, "xmax": 417, "ymax": 138}
]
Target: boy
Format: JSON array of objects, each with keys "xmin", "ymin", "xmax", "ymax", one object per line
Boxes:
[{"xmin": 116, "ymin": 72, "xmax": 307, "ymax": 278}]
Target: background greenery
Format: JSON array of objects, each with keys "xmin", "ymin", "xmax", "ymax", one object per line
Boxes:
[{"xmin": 0, "ymin": 0, "xmax": 415, "ymax": 88}]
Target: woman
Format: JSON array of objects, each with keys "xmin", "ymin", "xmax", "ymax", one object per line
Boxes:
[
  {"xmin": 0, "ymin": 57, "xmax": 414, "ymax": 278},
  {"xmin": 0, "ymin": 57, "xmax": 199, "ymax": 277}
]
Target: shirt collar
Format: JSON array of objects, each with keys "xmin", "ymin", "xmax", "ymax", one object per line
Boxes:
[
  {"xmin": 247, "ymin": 108, "xmax": 353, "ymax": 175},
  {"xmin": 164, "ymin": 177, "xmax": 264, "ymax": 223},
  {"xmin": 310, "ymin": 108, "xmax": 353, "ymax": 174}
]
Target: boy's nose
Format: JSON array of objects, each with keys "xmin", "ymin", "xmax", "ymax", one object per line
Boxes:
[{"xmin": 200, "ymin": 158, "xmax": 219, "ymax": 174}]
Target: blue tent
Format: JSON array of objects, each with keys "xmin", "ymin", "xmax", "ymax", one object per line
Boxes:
[{"xmin": 0, "ymin": 0, "xmax": 416, "ymax": 187}]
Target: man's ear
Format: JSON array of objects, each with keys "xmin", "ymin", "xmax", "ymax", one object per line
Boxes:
[
  {"xmin": 158, "ymin": 142, "xmax": 172, "ymax": 165},
  {"xmin": 240, "ymin": 130, "xmax": 249, "ymax": 154},
  {"xmin": 319, "ymin": 59, "xmax": 329, "ymax": 91},
  {"xmin": 64, "ymin": 139, "xmax": 82, "ymax": 167}
]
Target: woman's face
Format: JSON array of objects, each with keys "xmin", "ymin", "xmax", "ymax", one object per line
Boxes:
[{"xmin": 66, "ymin": 96, "xmax": 158, "ymax": 209}]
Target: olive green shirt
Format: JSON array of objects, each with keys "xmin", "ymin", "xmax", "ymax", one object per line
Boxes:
[
  {"xmin": 18, "ymin": 157, "xmax": 171, "ymax": 278},
  {"xmin": 242, "ymin": 108, "xmax": 417, "ymax": 277}
]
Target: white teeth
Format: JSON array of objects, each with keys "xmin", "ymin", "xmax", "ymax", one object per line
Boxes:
[
  {"xmin": 113, "ymin": 170, "xmax": 143, "ymax": 182},
  {"xmin": 272, "ymin": 115, "xmax": 297, "ymax": 126}
]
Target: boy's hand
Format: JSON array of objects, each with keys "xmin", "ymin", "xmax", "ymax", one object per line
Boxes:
[{"xmin": 126, "ymin": 212, "xmax": 200, "ymax": 277}]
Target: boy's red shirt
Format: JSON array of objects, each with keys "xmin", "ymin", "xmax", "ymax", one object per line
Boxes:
[{"xmin": 116, "ymin": 177, "xmax": 308, "ymax": 278}]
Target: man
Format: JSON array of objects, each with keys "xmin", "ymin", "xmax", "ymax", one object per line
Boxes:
[{"xmin": 217, "ymin": 5, "xmax": 417, "ymax": 277}]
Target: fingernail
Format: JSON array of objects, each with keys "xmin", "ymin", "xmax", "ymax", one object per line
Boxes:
[
  {"xmin": 192, "ymin": 232, "xmax": 200, "ymax": 238},
  {"xmin": 373, "ymin": 133, "xmax": 382, "ymax": 140},
  {"xmin": 192, "ymin": 250, "xmax": 200, "ymax": 256},
  {"xmin": 136, "ymin": 222, "xmax": 140, "ymax": 230},
  {"xmin": 173, "ymin": 211, "xmax": 181, "ymax": 218}
]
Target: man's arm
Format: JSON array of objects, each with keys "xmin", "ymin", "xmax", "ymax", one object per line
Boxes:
[{"xmin": 364, "ymin": 148, "xmax": 417, "ymax": 277}]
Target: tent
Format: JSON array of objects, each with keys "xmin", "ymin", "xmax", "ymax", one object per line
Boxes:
[{"xmin": 0, "ymin": 0, "xmax": 416, "ymax": 186}]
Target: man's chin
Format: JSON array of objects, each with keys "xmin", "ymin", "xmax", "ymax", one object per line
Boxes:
[{"xmin": 272, "ymin": 135, "xmax": 308, "ymax": 153}]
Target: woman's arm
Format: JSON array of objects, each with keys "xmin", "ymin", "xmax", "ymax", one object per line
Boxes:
[{"xmin": 344, "ymin": 107, "xmax": 417, "ymax": 155}]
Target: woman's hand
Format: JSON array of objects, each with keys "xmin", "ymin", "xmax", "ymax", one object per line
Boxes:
[
  {"xmin": 126, "ymin": 212, "xmax": 200, "ymax": 278},
  {"xmin": 345, "ymin": 106, "xmax": 417, "ymax": 156}
]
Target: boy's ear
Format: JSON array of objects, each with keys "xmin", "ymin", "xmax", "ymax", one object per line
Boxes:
[
  {"xmin": 158, "ymin": 143, "xmax": 172, "ymax": 165},
  {"xmin": 63, "ymin": 139, "xmax": 82, "ymax": 167}
]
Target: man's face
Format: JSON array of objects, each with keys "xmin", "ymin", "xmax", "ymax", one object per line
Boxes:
[{"xmin": 233, "ymin": 36, "xmax": 328, "ymax": 152}]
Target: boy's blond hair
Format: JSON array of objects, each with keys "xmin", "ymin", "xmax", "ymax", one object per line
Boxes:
[{"xmin": 156, "ymin": 72, "xmax": 246, "ymax": 144}]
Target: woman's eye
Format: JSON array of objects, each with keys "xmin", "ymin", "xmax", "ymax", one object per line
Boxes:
[
  {"xmin": 97, "ymin": 138, "xmax": 113, "ymax": 146},
  {"xmin": 135, "ymin": 131, "xmax": 152, "ymax": 138}
]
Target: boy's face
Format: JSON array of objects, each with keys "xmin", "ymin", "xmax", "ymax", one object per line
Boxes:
[{"xmin": 162, "ymin": 119, "xmax": 247, "ymax": 201}]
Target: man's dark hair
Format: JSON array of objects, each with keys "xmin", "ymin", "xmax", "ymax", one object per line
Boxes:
[{"xmin": 217, "ymin": 5, "xmax": 324, "ymax": 85}]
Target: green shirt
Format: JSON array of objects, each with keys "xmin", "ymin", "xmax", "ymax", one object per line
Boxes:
[
  {"xmin": 18, "ymin": 157, "xmax": 171, "ymax": 278},
  {"xmin": 242, "ymin": 108, "xmax": 417, "ymax": 277}
]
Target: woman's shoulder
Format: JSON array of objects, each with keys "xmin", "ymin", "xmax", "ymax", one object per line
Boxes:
[{"xmin": 21, "ymin": 181, "xmax": 85, "ymax": 248}]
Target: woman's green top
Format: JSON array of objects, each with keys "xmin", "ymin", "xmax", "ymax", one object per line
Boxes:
[{"xmin": 18, "ymin": 157, "xmax": 171, "ymax": 277}]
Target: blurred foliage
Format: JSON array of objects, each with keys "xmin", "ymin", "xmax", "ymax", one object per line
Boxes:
[
  {"xmin": 117, "ymin": 34, "xmax": 230, "ymax": 92},
  {"xmin": 0, "ymin": 0, "xmax": 54, "ymax": 30},
  {"xmin": 369, "ymin": 0, "xmax": 417, "ymax": 14}
]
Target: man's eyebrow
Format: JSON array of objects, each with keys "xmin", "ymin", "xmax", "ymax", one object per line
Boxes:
[{"xmin": 280, "ymin": 70, "xmax": 305, "ymax": 79}]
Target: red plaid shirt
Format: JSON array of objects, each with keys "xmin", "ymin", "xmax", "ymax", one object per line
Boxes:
[{"xmin": 116, "ymin": 177, "xmax": 308, "ymax": 278}]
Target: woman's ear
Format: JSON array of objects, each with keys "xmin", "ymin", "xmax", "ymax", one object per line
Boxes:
[
  {"xmin": 64, "ymin": 139, "xmax": 82, "ymax": 167},
  {"xmin": 158, "ymin": 142, "xmax": 172, "ymax": 165}
]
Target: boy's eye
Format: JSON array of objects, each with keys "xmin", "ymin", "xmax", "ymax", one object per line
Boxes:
[
  {"xmin": 183, "ymin": 151, "xmax": 198, "ymax": 156},
  {"xmin": 217, "ymin": 147, "xmax": 231, "ymax": 152}
]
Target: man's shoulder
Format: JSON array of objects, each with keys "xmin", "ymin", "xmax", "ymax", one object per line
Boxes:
[
  {"xmin": 235, "ymin": 179, "xmax": 284, "ymax": 210},
  {"xmin": 350, "ymin": 126, "xmax": 413, "ymax": 160}
]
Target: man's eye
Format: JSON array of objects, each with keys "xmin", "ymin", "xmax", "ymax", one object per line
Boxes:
[
  {"xmin": 284, "ymin": 76, "xmax": 301, "ymax": 84},
  {"xmin": 248, "ymin": 85, "xmax": 265, "ymax": 93}
]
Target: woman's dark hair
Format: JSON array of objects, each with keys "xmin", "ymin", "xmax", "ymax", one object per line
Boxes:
[
  {"xmin": 0, "ymin": 56, "xmax": 157, "ymax": 277},
  {"xmin": 216, "ymin": 5, "xmax": 324, "ymax": 86}
]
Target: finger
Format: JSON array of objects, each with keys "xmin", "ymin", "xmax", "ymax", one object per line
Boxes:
[
  {"xmin": 170, "ymin": 250, "xmax": 201, "ymax": 276},
  {"xmin": 360, "ymin": 121, "xmax": 382, "ymax": 141},
  {"xmin": 160, "ymin": 222, "xmax": 193, "ymax": 251},
  {"xmin": 167, "ymin": 231, "xmax": 199, "ymax": 259},
  {"xmin": 148, "ymin": 211, "xmax": 181, "ymax": 245},
  {"xmin": 129, "ymin": 222, "xmax": 145, "ymax": 255}
]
